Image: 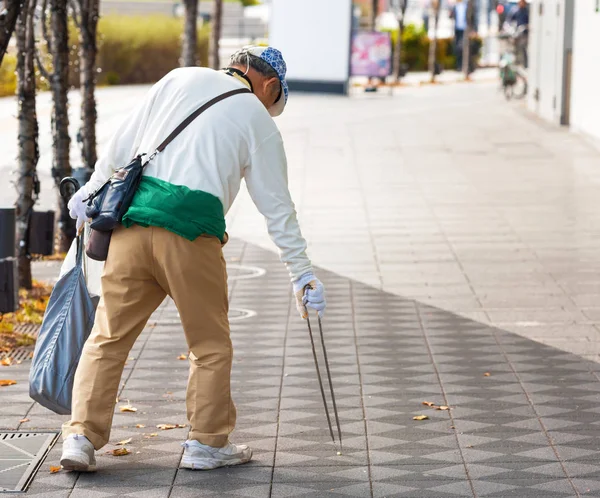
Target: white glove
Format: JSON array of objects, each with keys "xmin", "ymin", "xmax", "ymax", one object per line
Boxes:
[
  {"xmin": 293, "ymin": 272, "xmax": 326, "ymax": 319},
  {"xmin": 67, "ymin": 187, "xmax": 89, "ymax": 232}
]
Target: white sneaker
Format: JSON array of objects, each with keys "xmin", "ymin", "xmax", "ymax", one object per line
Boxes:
[
  {"xmin": 180, "ymin": 440, "xmax": 252, "ymax": 470},
  {"xmin": 60, "ymin": 434, "xmax": 97, "ymax": 472}
]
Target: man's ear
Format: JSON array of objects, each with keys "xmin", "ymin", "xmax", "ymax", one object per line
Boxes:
[{"xmin": 264, "ymin": 77, "xmax": 280, "ymax": 100}]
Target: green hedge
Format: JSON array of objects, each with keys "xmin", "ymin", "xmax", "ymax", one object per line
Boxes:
[
  {"xmin": 92, "ymin": 15, "xmax": 209, "ymax": 87},
  {"xmin": 0, "ymin": 54, "xmax": 17, "ymax": 97},
  {"xmin": 384, "ymin": 24, "xmax": 482, "ymax": 72},
  {"xmin": 0, "ymin": 15, "xmax": 210, "ymax": 97}
]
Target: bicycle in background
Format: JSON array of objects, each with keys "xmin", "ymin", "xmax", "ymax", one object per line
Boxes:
[{"xmin": 498, "ymin": 24, "xmax": 528, "ymax": 100}]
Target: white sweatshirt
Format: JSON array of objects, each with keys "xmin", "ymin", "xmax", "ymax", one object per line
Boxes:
[{"xmin": 85, "ymin": 67, "xmax": 312, "ymax": 281}]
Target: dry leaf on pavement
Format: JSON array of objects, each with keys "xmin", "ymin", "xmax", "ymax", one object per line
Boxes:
[
  {"xmin": 436, "ymin": 406, "xmax": 450, "ymax": 411},
  {"xmin": 135, "ymin": 424, "xmax": 145, "ymax": 428},
  {"xmin": 483, "ymin": 372, "xmax": 491, "ymax": 377},
  {"xmin": 19, "ymin": 418, "xmax": 29, "ymax": 423},
  {"xmin": 422, "ymin": 401, "xmax": 435, "ymax": 407},
  {"xmin": 0, "ymin": 380, "xmax": 16, "ymax": 387},
  {"xmin": 119, "ymin": 402, "xmax": 137, "ymax": 413},
  {"xmin": 144, "ymin": 433, "xmax": 158, "ymax": 438},
  {"xmin": 49, "ymin": 466, "xmax": 61, "ymax": 474},
  {"xmin": 413, "ymin": 415, "xmax": 429, "ymax": 421},
  {"xmin": 156, "ymin": 424, "xmax": 186, "ymax": 430},
  {"xmin": 116, "ymin": 438, "xmax": 132, "ymax": 446},
  {"xmin": 177, "ymin": 354, "xmax": 187, "ymax": 360},
  {"xmin": 107, "ymin": 448, "xmax": 131, "ymax": 456},
  {"xmin": 1, "ymin": 358, "xmax": 12, "ymax": 366}
]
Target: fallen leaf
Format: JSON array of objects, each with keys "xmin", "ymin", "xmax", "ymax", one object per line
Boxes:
[
  {"xmin": 19, "ymin": 418, "xmax": 29, "ymax": 423},
  {"xmin": 156, "ymin": 423, "xmax": 186, "ymax": 430},
  {"xmin": 483, "ymin": 372, "xmax": 491, "ymax": 377},
  {"xmin": 422, "ymin": 401, "xmax": 435, "ymax": 407},
  {"xmin": 1, "ymin": 358, "xmax": 12, "ymax": 366},
  {"xmin": 128, "ymin": 357, "xmax": 135, "ymax": 361},
  {"xmin": 119, "ymin": 402, "xmax": 137, "ymax": 413},
  {"xmin": 16, "ymin": 360, "xmax": 22, "ymax": 365},
  {"xmin": 144, "ymin": 433, "xmax": 158, "ymax": 438},
  {"xmin": 413, "ymin": 415, "xmax": 429, "ymax": 421},
  {"xmin": 49, "ymin": 466, "xmax": 61, "ymax": 474},
  {"xmin": 116, "ymin": 438, "xmax": 132, "ymax": 446},
  {"xmin": 135, "ymin": 424, "xmax": 145, "ymax": 428},
  {"xmin": 107, "ymin": 448, "xmax": 130, "ymax": 456},
  {"xmin": 0, "ymin": 380, "xmax": 16, "ymax": 387},
  {"xmin": 436, "ymin": 406, "xmax": 450, "ymax": 411},
  {"xmin": 466, "ymin": 445, "xmax": 473, "ymax": 448},
  {"xmin": 177, "ymin": 354, "xmax": 187, "ymax": 360}
]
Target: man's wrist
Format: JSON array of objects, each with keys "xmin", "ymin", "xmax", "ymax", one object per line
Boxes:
[{"xmin": 292, "ymin": 271, "xmax": 315, "ymax": 293}]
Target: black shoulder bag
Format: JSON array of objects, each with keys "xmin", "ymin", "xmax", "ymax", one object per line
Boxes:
[{"xmin": 83, "ymin": 88, "xmax": 251, "ymax": 261}]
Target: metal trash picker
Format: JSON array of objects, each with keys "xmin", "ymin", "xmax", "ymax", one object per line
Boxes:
[{"xmin": 304, "ymin": 286, "xmax": 343, "ymax": 453}]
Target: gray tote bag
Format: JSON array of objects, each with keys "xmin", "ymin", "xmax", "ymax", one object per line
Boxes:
[{"xmin": 29, "ymin": 235, "xmax": 99, "ymax": 415}]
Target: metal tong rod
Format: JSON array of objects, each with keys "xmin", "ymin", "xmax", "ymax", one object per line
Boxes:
[{"xmin": 304, "ymin": 285, "xmax": 343, "ymax": 451}]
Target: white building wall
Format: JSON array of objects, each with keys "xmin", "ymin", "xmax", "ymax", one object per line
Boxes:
[
  {"xmin": 570, "ymin": 0, "xmax": 600, "ymax": 141},
  {"xmin": 269, "ymin": 0, "xmax": 352, "ymax": 90},
  {"xmin": 527, "ymin": 0, "xmax": 566, "ymax": 126}
]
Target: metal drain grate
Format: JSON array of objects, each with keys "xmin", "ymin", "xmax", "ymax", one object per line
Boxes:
[
  {"xmin": 13, "ymin": 324, "xmax": 41, "ymax": 338},
  {"xmin": 0, "ymin": 347, "xmax": 34, "ymax": 363},
  {"xmin": 0, "ymin": 432, "xmax": 60, "ymax": 493}
]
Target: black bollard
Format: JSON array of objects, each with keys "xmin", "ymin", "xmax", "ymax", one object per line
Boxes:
[
  {"xmin": 29, "ymin": 211, "xmax": 56, "ymax": 256},
  {"xmin": 0, "ymin": 208, "xmax": 16, "ymax": 260},
  {"xmin": 0, "ymin": 258, "xmax": 18, "ymax": 313}
]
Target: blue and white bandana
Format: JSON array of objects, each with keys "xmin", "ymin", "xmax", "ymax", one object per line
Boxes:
[{"xmin": 235, "ymin": 46, "xmax": 288, "ymax": 117}]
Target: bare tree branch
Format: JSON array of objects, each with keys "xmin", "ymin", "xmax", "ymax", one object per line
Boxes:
[
  {"xmin": 0, "ymin": 0, "xmax": 24, "ymax": 65},
  {"xmin": 68, "ymin": 0, "xmax": 80, "ymax": 29},
  {"xmin": 34, "ymin": 46, "xmax": 51, "ymax": 81},
  {"xmin": 40, "ymin": 0, "xmax": 50, "ymax": 53}
]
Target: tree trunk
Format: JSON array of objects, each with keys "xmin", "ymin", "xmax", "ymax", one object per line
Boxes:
[
  {"xmin": 370, "ymin": 0, "xmax": 378, "ymax": 30},
  {"xmin": 392, "ymin": 0, "xmax": 408, "ymax": 82},
  {"xmin": 462, "ymin": 0, "xmax": 474, "ymax": 78},
  {"xmin": 210, "ymin": 0, "xmax": 222, "ymax": 69},
  {"xmin": 0, "ymin": 0, "xmax": 22, "ymax": 65},
  {"xmin": 429, "ymin": 0, "xmax": 441, "ymax": 83},
  {"xmin": 79, "ymin": 0, "xmax": 99, "ymax": 169},
  {"xmin": 182, "ymin": 0, "xmax": 198, "ymax": 66},
  {"xmin": 49, "ymin": 0, "xmax": 73, "ymax": 252},
  {"xmin": 15, "ymin": 0, "xmax": 39, "ymax": 289}
]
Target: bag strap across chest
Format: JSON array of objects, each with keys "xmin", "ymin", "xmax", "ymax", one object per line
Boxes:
[{"xmin": 154, "ymin": 88, "xmax": 252, "ymax": 155}]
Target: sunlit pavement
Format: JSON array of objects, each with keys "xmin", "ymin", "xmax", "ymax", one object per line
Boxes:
[{"xmin": 3, "ymin": 79, "xmax": 600, "ymax": 496}]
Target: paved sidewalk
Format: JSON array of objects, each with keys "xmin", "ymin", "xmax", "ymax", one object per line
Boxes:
[
  {"xmin": 3, "ymin": 238, "xmax": 600, "ymax": 497},
  {"xmin": 2, "ymin": 81, "xmax": 600, "ymax": 496}
]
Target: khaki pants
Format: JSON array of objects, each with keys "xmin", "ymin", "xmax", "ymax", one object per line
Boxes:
[{"xmin": 62, "ymin": 224, "xmax": 235, "ymax": 449}]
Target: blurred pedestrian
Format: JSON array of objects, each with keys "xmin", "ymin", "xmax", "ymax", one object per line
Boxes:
[
  {"xmin": 422, "ymin": 0, "xmax": 431, "ymax": 33},
  {"xmin": 506, "ymin": 0, "xmax": 529, "ymax": 67},
  {"xmin": 61, "ymin": 46, "xmax": 327, "ymax": 472},
  {"xmin": 450, "ymin": 0, "xmax": 468, "ymax": 70}
]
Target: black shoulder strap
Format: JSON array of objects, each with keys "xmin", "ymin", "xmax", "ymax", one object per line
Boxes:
[{"xmin": 155, "ymin": 88, "xmax": 252, "ymax": 154}]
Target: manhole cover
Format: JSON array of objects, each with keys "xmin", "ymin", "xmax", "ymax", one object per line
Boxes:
[
  {"xmin": 228, "ymin": 308, "xmax": 256, "ymax": 322},
  {"xmin": 227, "ymin": 265, "xmax": 266, "ymax": 281},
  {"xmin": 159, "ymin": 308, "xmax": 256, "ymax": 325},
  {"xmin": 0, "ymin": 432, "xmax": 60, "ymax": 493}
]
